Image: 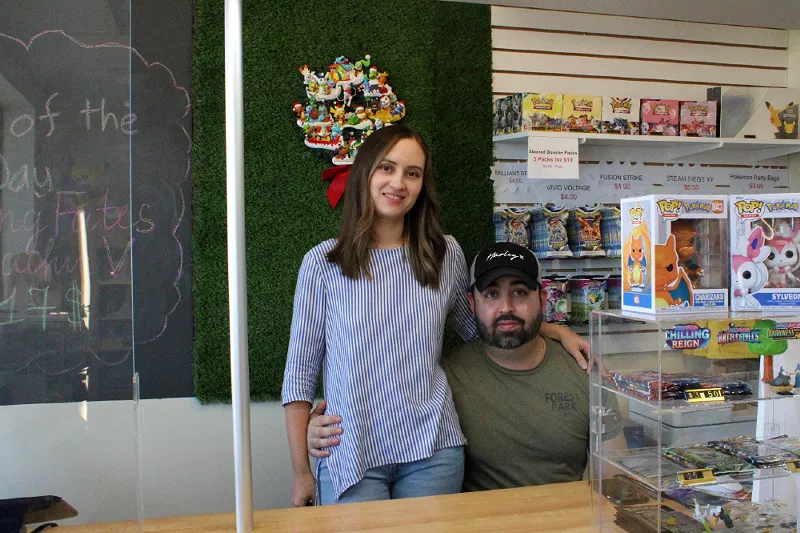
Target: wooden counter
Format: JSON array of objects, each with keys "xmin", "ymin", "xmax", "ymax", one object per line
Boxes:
[{"xmin": 57, "ymin": 480, "xmax": 595, "ymax": 532}]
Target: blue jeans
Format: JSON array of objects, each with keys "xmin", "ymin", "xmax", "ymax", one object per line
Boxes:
[{"xmin": 316, "ymin": 446, "xmax": 464, "ymax": 505}]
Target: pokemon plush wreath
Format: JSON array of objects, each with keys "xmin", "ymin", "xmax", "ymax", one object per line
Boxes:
[{"xmin": 292, "ymin": 54, "xmax": 406, "ymax": 207}]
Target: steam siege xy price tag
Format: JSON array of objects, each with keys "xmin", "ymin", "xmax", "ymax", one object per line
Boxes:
[{"xmin": 527, "ymin": 136, "xmax": 579, "ymax": 180}]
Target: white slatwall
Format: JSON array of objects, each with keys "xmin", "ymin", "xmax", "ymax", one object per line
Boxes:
[{"xmin": 492, "ymin": 5, "xmax": 790, "ymax": 99}]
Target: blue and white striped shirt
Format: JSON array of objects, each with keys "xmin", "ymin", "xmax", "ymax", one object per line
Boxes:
[{"xmin": 282, "ymin": 235, "xmax": 477, "ymax": 500}]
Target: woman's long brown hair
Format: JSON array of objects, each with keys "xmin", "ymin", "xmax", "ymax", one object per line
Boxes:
[{"xmin": 327, "ymin": 125, "xmax": 446, "ymax": 289}]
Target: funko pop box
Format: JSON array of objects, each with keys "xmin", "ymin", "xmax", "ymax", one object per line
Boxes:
[
  {"xmin": 621, "ymin": 195, "xmax": 729, "ymax": 314},
  {"xmin": 730, "ymin": 194, "xmax": 800, "ymax": 311}
]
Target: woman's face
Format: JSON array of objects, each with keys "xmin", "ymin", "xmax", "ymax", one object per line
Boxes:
[{"xmin": 369, "ymin": 138, "xmax": 425, "ymax": 223}]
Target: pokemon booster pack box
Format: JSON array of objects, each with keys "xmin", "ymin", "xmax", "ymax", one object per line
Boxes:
[
  {"xmin": 622, "ymin": 195, "xmax": 729, "ymax": 314},
  {"xmin": 730, "ymin": 194, "xmax": 800, "ymax": 311}
]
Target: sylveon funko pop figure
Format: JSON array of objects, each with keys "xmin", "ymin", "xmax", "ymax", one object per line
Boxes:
[
  {"xmin": 622, "ymin": 195, "xmax": 728, "ymax": 313},
  {"xmin": 730, "ymin": 195, "xmax": 800, "ymax": 311},
  {"xmin": 764, "ymin": 219, "xmax": 800, "ymax": 288}
]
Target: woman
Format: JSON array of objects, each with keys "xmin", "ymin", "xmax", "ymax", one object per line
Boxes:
[{"xmin": 282, "ymin": 125, "xmax": 586, "ymax": 506}]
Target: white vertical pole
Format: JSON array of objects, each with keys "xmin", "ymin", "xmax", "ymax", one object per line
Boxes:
[{"xmin": 224, "ymin": 0, "xmax": 254, "ymax": 531}]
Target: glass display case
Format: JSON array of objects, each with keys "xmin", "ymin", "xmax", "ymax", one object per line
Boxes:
[{"xmin": 590, "ymin": 310, "xmax": 800, "ymax": 533}]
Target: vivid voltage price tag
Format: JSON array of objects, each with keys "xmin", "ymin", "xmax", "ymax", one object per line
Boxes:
[
  {"xmin": 786, "ymin": 459, "xmax": 800, "ymax": 473},
  {"xmin": 684, "ymin": 388, "xmax": 724, "ymax": 402},
  {"xmin": 527, "ymin": 136, "xmax": 579, "ymax": 180},
  {"xmin": 678, "ymin": 468, "xmax": 716, "ymax": 486}
]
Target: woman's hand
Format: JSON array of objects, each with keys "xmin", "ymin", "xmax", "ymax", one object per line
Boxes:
[
  {"xmin": 540, "ymin": 322, "xmax": 589, "ymax": 374},
  {"xmin": 291, "ymin": 471, "xmax": 316, "ymax": 507},
  {"xmin": 307, "ymin": 400, "xmax": 344, "ymax": 458}
]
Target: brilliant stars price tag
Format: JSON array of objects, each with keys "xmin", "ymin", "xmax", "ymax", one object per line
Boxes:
[{"xmin": 527, "ymin": 136, "xmax": 580, "ymax": 180}]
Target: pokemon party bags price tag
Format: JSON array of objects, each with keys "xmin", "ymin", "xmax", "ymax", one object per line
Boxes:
[{"xmin": 528, "ymin": 136, "xmax": 580, "ymax": 180}]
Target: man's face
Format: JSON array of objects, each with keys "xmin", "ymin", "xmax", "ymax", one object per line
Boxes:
[{"xmin": 468, "ymin": 275, "xmax": 546, "ymax": 350}]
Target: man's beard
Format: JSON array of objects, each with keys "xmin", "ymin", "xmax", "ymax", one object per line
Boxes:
[{"xmin": 476, "ymin": 311, "xmax": 543, "ymax": 349}]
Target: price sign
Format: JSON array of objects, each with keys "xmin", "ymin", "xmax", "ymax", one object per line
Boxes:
[
  {"xmin": 729, "ymin": 170, "xmax": 788, "ymax": 193},
  {"xmin": 660, "ymin": 169, "xmax": 723, "ymax": 194},
  {"xmin": 786, "ymin": 459, "xmax": 800, "ymax": 473},
  {"xmin": 678, "ymin": 468, "xmax": 716, "ymax": 486},
  {"xmin": 684, "ymin": 388, "xmax": 724, "ymax": 403},
  {"xmin": 527, "ymin": 136, "xmax": 580, "ymax": 180}
]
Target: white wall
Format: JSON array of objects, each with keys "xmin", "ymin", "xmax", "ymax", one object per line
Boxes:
[
  {"xmin": 451, "ymin": 0, "xmax": 800, "ymax": 31},
  {"xmin": 1, "ymin": 398, "xmax": 293, "ymax": 525}
]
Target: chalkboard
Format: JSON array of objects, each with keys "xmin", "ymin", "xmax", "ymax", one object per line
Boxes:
[{"xmin": 0, "ymin": 1, "xmax": 193, "ymax": 403}]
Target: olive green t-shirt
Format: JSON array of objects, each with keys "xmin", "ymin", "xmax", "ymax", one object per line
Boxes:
[{"xmin": 443, "ymin": 338, "xmax": 618, "ymax": 492}]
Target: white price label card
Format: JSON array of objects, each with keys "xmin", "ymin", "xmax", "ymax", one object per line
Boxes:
[
  {"xmin": 527, "ymin": 136, "xmax": 579, "ymax": 180},
  {"xmin": 660, "ymin": 168, "xmax": 723, "ymax": 194},
  {"xmin": 594, "ymin": 164, "xmax": 651, "ymax": 197},
  {"xmin": 728, "ymin": 169, "xmax": 788, "ymax": 193},
  {"xmin": 527, "ymin": 178, "xmax": 596, "ymax": 205}
]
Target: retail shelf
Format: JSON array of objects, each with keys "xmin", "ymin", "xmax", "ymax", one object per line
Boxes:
[
  {"xmin": 597, "ymin": 308, "xmax": 800, "ymax": 324},
  {"xmin": 596, "ymin": 447, "xmax": 794, "ymax": 492},
  {"xmin": 595, "ymin": 372, "xmax": 798, "ymax": 414},
  {"xmin": 493, "ymin": 131, "xmax": 800, "ymax": 163},
  {"xmin": 538, "ymin": 255, "xmax": 620, "ymax": 276}
]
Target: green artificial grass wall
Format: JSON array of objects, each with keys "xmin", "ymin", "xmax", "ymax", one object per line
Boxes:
[{"xmin": 192, "ymin": 0, "xmax": 494, "ymax": 403}]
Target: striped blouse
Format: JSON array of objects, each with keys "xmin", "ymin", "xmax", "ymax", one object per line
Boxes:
[{"xmin": 282, "ymin": 236, "xmax": 477, "ymax": 500}]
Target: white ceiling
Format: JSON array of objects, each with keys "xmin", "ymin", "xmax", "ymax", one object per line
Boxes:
[{"xmin": 451, "ymin": 0, "xmax": 800, "ymax": 30}]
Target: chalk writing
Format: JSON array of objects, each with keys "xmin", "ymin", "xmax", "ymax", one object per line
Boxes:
[{"xmin": 0, "ymin": 28, "xmax": 191, "ymax": 390}]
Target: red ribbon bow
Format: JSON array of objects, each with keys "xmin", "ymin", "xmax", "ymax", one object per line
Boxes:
[{"xmin": 321, "ymin": 165, "xmax": 351, "ymax": 208}]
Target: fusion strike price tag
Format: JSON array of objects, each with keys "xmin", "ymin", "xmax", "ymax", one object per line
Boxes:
[
  {"xmin": 786, "ymin": 459, "xmax": 800, "ymax": 473},
  {"xmin": 678, "ymin": 468, "xmax": 716, "ymax": 486},
  {"xmin": 684, "ymin": 388, "xmax": 724, "ymax": 403}
]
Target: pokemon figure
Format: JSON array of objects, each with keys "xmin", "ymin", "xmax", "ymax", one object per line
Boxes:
[
  {"xmin": 671, "ymin": 219, "xmax": 704, "ymax": 287},
  {"xmin": 655, "ymin": 234, "xmax": 693, "ymax": 307},
  {"xmin": 765, "ymin": 220, "xmax": 800, "ymax": 287},
  {"xmin": 627, "ymin": 234, "xmax": 647, "ymax": 288},
  {"xmin": 732, "ymin": 227, "xmax": 769, "ymax": 309}
]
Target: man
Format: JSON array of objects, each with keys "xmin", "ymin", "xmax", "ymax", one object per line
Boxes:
[{"xmin": 308, "ymin": 242, "xmax": 621, "ymax": 491}]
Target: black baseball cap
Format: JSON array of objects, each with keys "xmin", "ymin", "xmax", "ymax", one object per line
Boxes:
[{"xmin": 469, "ymin": 242, "xmax": 542, "ymax": 292}]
